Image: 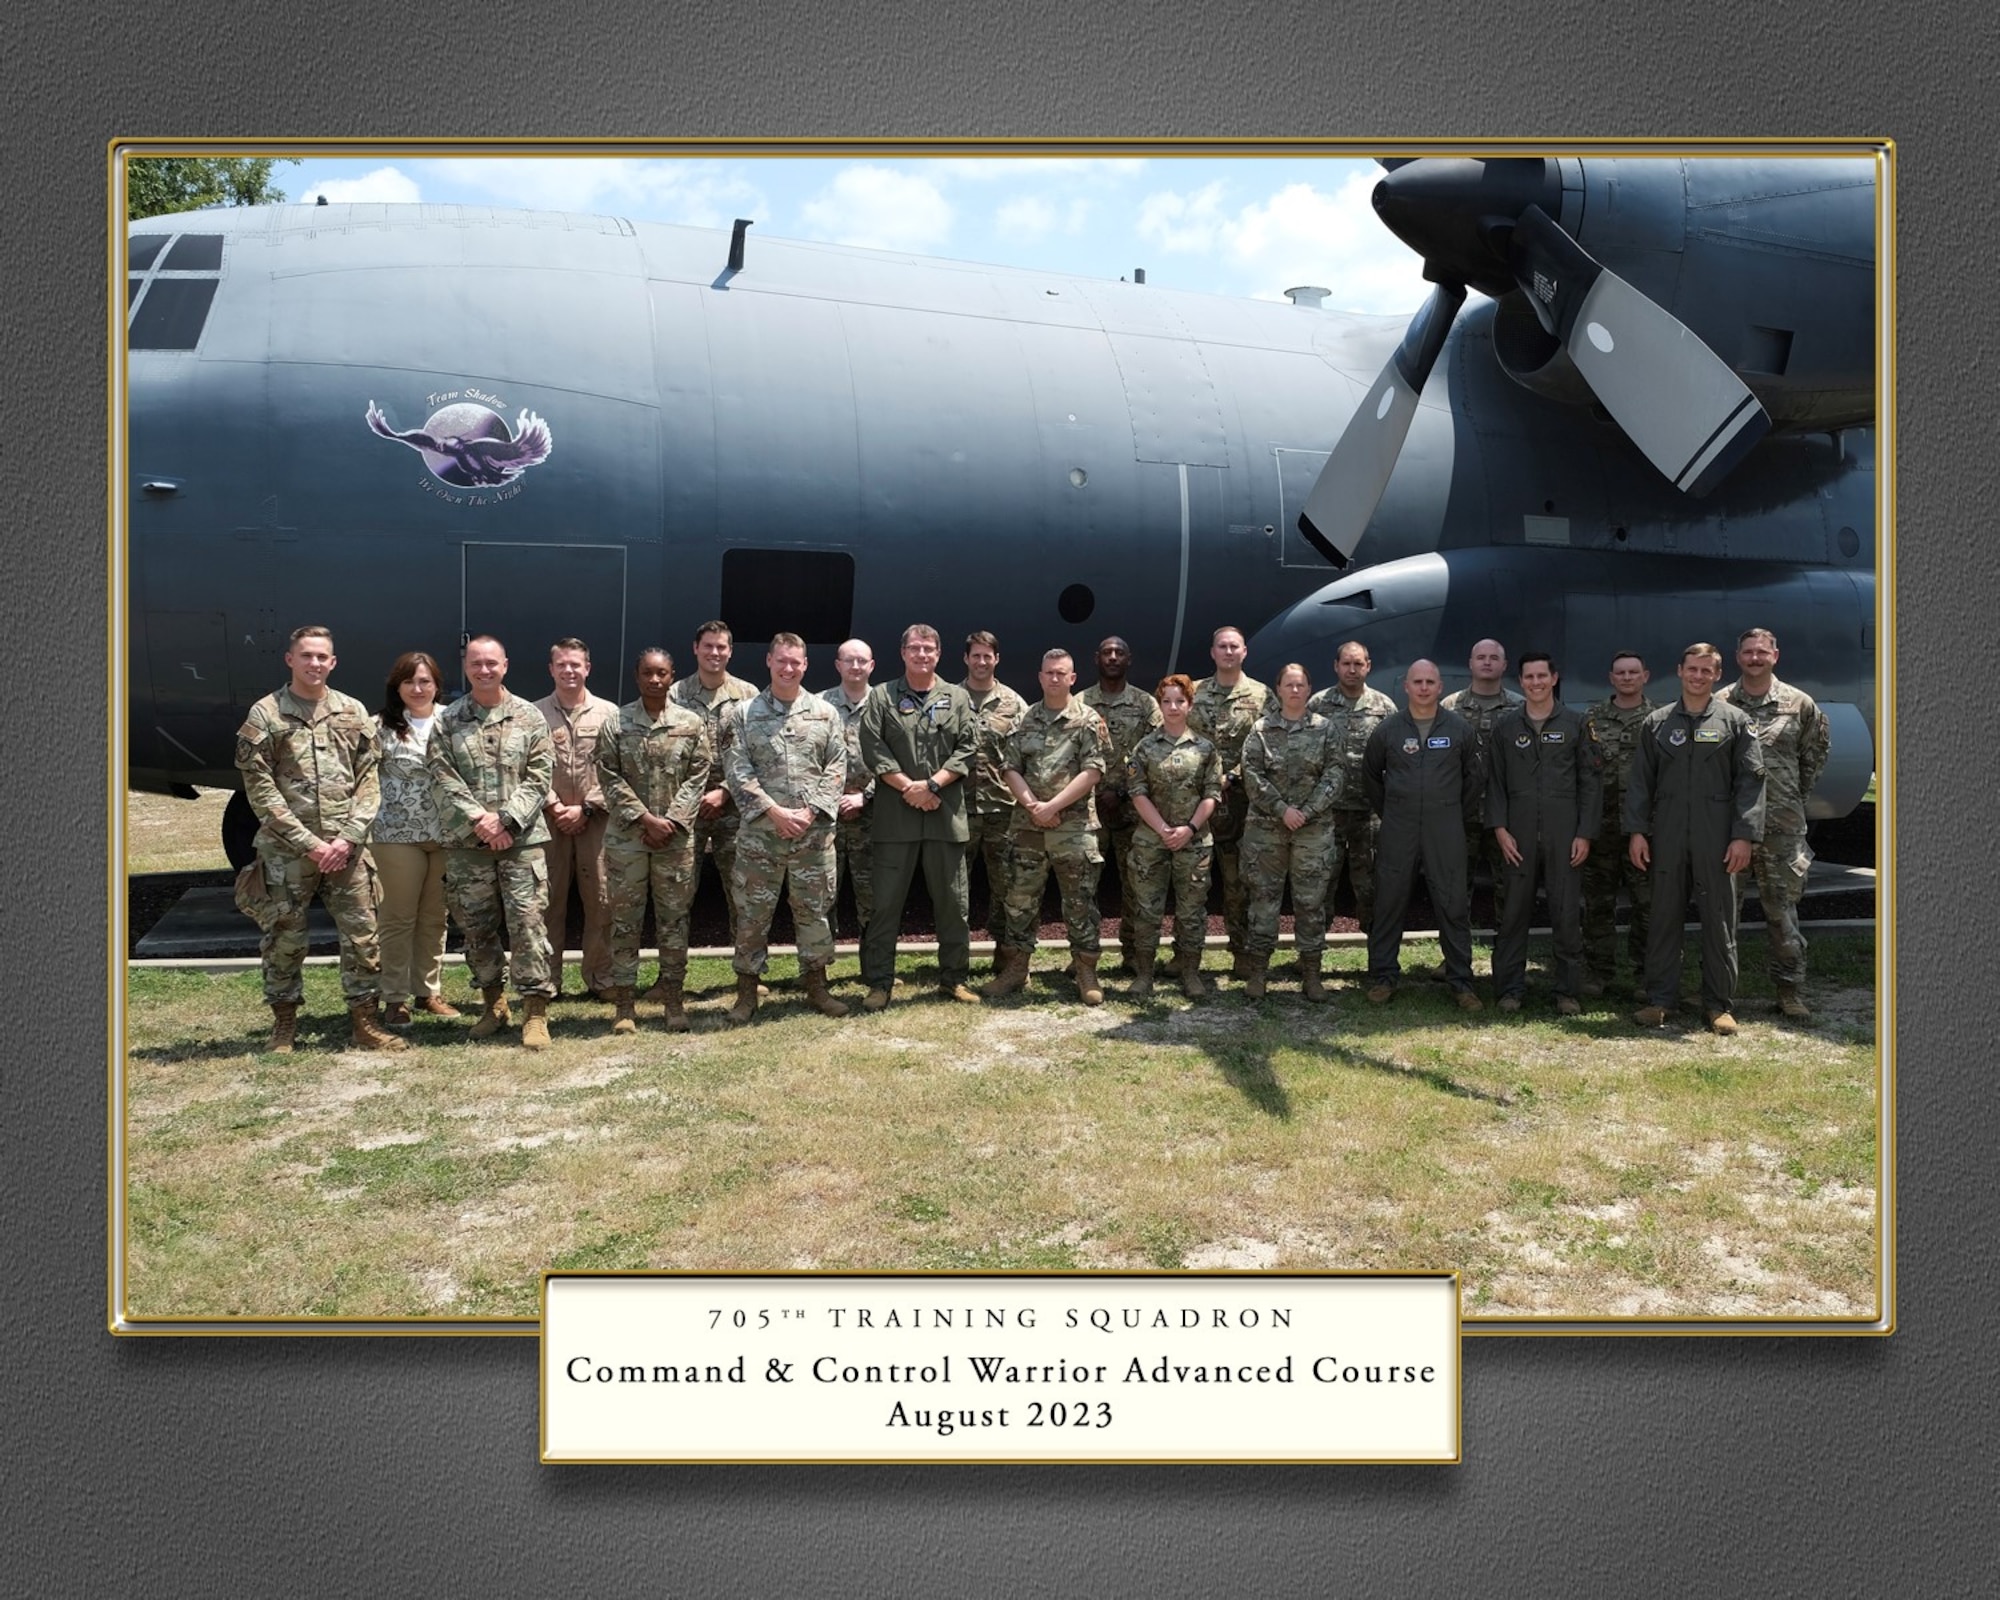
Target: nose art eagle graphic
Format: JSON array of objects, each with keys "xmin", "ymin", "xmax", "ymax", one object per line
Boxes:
[{"xmin": 365, "ymin": 400, "xmax": 553, "ymax": 487}]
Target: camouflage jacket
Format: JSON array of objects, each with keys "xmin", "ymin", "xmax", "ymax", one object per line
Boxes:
[
  {"xmin": 1078, "ymin": 683, "xmax": 1162, "ymax": 801},
  {"xmin": 1583, "ymin": 696, "xmax": 1659, "ymax": 809},
  {"xmin": 1242, "ymin": 711, "xmax": 1344, "ymax": 823},
  {"xmin": 1718, "ymin": 676, "xmax": 1829, "ymax": 836},
  {"xmin": 724, "ymin": 689, "xmax": 845, "ymax": 824},
  {"xmin": 1188, "ymin": 673, "xmax": 1275, "ymax": 785},
  {"xmin": 668, "ymin": 672, "xmax": 759, "ymax": 795},
  {"xmin": 819, "ymin": 684, "xmax": 878, "ymax": 797},
  {"xmin": 1002, "ymin": 699, "xmax": 1112, "ymax": 834},
  {"xmin": 235, "ymin": 684, "xmax": 381, "ymax": 856},
  {"xmin": 1305, "ymin": 682, "xmax": 1397, "ymax": 810},
  {"xmin": 1125, "ymin": 727, "xmax": 1223, "ymax": 842},
  {"xmin": 1440, "ymin": 686, "xmax": 1524, "ymax": 816},
  {"xmin": 597, "ymin": 698, "xmax": 713, "ymax": 841},
  {"xmin": 963, "ymin": 681, "xmax": 1030, "ymax": 814},
  {"xmin": 426, "ymin": 690, "xmax": 553, "ymax": 848}
]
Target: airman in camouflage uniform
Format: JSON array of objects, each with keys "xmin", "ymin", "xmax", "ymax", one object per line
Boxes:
[
  {"xmin": 722, "ymin": 634, "xmax": 849, "ymax": 1024},
  {"xmin": 821, "ymin": 639, "xmax": 878, "ymax": 938},
  {"xmin": 990, "ymin": 650, "xmax": 1112, "ymax": 1003},
  {"xmin": 962, "ymin": 632, "xmax": 1031, "ymax": 960},
  {"xmin": 1719, "ymin": 628, "xmax": 1830, "ymax": 1019},
  {"xmin": 427, "ymin": 635, "xmax": 557, "ymax": 1047},
  {"xmin": 1124, "ymin": 674, "xmax": 1222, "ymax": 998},
  {"xmin": 1440, "ymin": 639, "xmax": 1524, "ymax": 924},
  {"xmin": 597, "ymin": 648, "xmax": 712, "ymax": 1033},
  {"xmin": 669, "ymin": 620, "xmax": 760, "ymax": 938},
  {"xmin": 1189, "ymin": 626, "xmax": 1276, "ymax": 977},
  {"xmin": 1581, "ymin": 652, "xmax": 1658, "ymax": 995},
  {"xmin": 1307, "ymin": 640, "xmax": 1397, "ymax": 934},
  {"xmin": 1240, "ymin": 666, "xmax": 1344, "ymax": 1000},
  {"xmin": 233, "ymin": 624, "xmax": 403, "ymax": 1053},
  {"xmin": 1079, "ymin": 636, "xmax": 1162, "ymax": 972}
]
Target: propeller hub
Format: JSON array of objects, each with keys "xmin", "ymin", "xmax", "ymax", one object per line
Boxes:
[{"xmin": 1373, "ymin": 158, "xmax": 1562, "ymax": 297}]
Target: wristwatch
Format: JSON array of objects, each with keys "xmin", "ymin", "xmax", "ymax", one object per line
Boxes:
[{"xmin": 924, "ymin": 777, "xmax": 942, "ymax": 795}]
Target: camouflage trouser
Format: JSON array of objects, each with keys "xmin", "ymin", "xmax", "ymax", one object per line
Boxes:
[
  {"xmin": 1330, "ymin": 807, "xmax": 1379, "ymax": 931},
  {"xmin": 1004, "ymin": 828, "xmax": 1103, "ymax": 954},
  {"xmin": 1126, "ymin": 832, "xmax": 1213, "ymax": 964},
  {"xmin": 445, "ymin": 844, "xmax": 555, "ymax": 998},
  {"xmin": 1737, "ymin": 830, "xmax": 1812, "ymax": 985},
  {"xmin": 1582, "ymin": 808, "xmax": 1652, "ymax": 980},
  {"xmin": 832, "ymin": 809, "xmax": 874, "ymax": 935},
  {"xmin": 604, "ymin": 831, "xmax": 699, "ymax": 989},
  {"xmin": 730, "ymin": 819, "xmax": 837, "ymax": 977},
  {"xmin": 250, "ymin": 840, "xmax": 382, "ymax": 1005},
  {"xmin": 694, "ymin": 813, "xmax": 743, "ymax": 931},
  {"xmin": 1097, "ymin": 813, "xmax": 1142, "ymax": 959},
  {"xmin": 968, "ymin": 809, "xmax": 1029, "ymax": 951},
  {"xmin": 1210, "ymin": 784, "xmax": 1251, "ymax": 954},
  {"xmin": 1241, "ymin": 817, "xmax": 1339, "ymax": 962}
]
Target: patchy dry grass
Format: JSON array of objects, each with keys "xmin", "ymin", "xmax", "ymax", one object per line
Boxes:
[
  {"xmin": 126, "ymin": 788, "xmax": 232, "ymax": 874},
  {"xmin": 120, "ymin": 933, "xmax": 1881, "ymax": 1324}
]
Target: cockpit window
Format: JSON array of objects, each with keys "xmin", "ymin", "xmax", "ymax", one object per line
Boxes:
[
  {"xmin": 128, "ymin": 235, "xmax": 169, "ymax": 271},
  {"xmin": 129, "ymin": 279, "xmax": 220, "ymax": 351},
  {"xmin": 161, "ymin": 233, "xmax": 224, "ymax": 271}
]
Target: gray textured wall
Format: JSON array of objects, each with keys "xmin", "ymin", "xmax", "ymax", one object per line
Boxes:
[{"xmin": 12, "ymin": 2, "xmax": 1993, "ymax": 1592}]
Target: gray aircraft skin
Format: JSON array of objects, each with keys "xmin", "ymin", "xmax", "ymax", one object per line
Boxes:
[{"xmin": 122, "ymin": 156, "xmax": 1879, "ymax": 862}]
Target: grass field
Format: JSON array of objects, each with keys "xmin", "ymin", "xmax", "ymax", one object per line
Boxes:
[{"xmin": 119, "ymin": 932, "xmax": 1881, "ymax": 1326}]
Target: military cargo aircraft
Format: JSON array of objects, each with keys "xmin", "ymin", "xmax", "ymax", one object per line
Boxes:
[{"xmin": 121, "ymin": 154, "xmax": 1881, "ymax": 865}]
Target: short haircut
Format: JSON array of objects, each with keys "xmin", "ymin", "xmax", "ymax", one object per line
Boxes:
[
  {"xmin": 1211, "ymin": 625, "xmax": 1245, "ymax": 645},
  {"xmin": 1609, "ymin": 650, "xmax": 1647, "ymax": 670},
  {"xmin": 288, "ymin": 624, "xmax": 334, "ymax": 647},
  {"xmin": 965, "ymin": 630, "xmax": 999, "ymax": 652},
  {"xmin": 1517, "ymin": 651, "xmax": 1556, "ymax": 674},
  {"xmin": 1335, "ymin": 640, "xmax": 1370, "ymax": 665},
  {"xmin": 1041, "ymin": 649, "xmax": 1074, "ymax": 668},
  {"xmin": 692, "ymin": 620, "xmax": 733, "ymax": 647},
  {"xmin": 1737, "ymin": 627, "xmax": 1779, "ymax": 649},
  {"xmin": 1681, "ymin": 642, "xmax": 1724, "ymax": 666},
  {"xmin": 902, "ymin": 623, "xmax": 941, "ymax": 648},
  {"xmin": 1155, "ymin": 673, "xmax": 1195, "ymax": 703},
  {"xmin": 636, "ymin": 646, "xmax": 674, "ymax": 676},
  {"xmin": 549, "ymin": 636, "xmax": 590, "ymax": 660},
  {"xmin": 769, "ymin": 631, "xmax": 807, "ymax": 653},
  {"xmin": 464, "ymin": 634, "xmax": 504, "ymax": 655}
]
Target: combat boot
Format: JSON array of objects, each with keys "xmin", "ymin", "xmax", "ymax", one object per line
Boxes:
[
  {"xmin": 348, "ymin": 998, "xmax": 410, "ymax": 1053},
  {"xmin": 639, "ymin": 972, "xmax": 669, "ymax": 1002},
  {"xmin": 982, "ymin": 948, "xmax": 1029, "ymax": 999},
  {"xmin": 1072, "ymin": 953, "xmax": 1103, "ymax": 1006},
  {"xmin": 1243, "ymin": 957, "xmax": 1268, "ymax": 1001},
  {"xmin": 520, "ymin": 995, "xmax": 551, "ymax": 1050},
  {"xmin": 802, "ymin": 963, "xmax": 850, "ymax": 1018},
  {"xmin": 657, "ymin": 968, "xmax": 691, "ymax": 1032},
  {"xmin": 609, "ymin": 986, "xmax": 637, "ymax": 1036},
  {"xmin": 1129, "ymin": 951, "xmax": 1156, "ymax": 999},
  {"xmin": 1231, "ymin": 950, "xmax": 1256, "ymax": 983},
  {"xmin": 468, "ymin": 986, "xmax": 512, "ymax": 1039},
  {"xmin": 1178, "ymin": 957, "xmax": 1209, "ymax": 1000},
  {"xmin": 1776, "ymin": 981, "xmax": 1813, "ymax": 1021},
  {"xmin": 726, "ymin": 973, "xmax": 761, "ymax": 1026},
  {"xmin": 1300, "ymin": 956, "xmax": 1326, "ymax": 1004},
  {"xmin": 268, "ymin": 1001, "xmax": 298, "ymax": 1054}
]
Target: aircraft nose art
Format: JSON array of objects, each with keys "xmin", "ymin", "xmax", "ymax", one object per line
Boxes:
[{"xmin": 1246, "ymin": 552, "xmax": 1451, "ymax": 669}]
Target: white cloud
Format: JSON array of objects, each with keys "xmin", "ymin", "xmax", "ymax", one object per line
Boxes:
[
  {"xmin": 304, "ymin": 166, "xmax": 422, "ymax": 205},
  {"xmin": 1135, "ymin": 181, "xmax": 1230, "ymax": 254},
  {"xmin": 415, "ymin": 158, "xmax": 766, "ymax": 226},
  {"xmin": 994, "ymin": 195, "xmax": 1057, "ymax": 241},
  {"xmin": 798, "ymin": 166, "xmax": 953, "ymax": 252}
]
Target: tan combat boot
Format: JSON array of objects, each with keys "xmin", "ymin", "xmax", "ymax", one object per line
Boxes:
[
  {"xmin": 802, "ymin": 963, "xmax": 850, "ymax": 1018},
  {"xmin": 1300, "ymin": 956, "xmax": 1326, "ymax": 1004},
  {"xmin": 1072, "ymin": 953, "xmax": 1104, "ymax": 1006},
  {"xmin": 981, "ymin": 947, "xmax": 1029, "ymax": 999},
  {"xmin": 657, "ymin": 965, "xmax": 691, "ymax": 1032},
  {"xmin": 1243, "ymin": 956, "xmax": 1268, "ymax": 1001},
  {"xmin": 268, "ymin": 1001, "xmax": 299, "ymax": 1054},
  {"xmin": 1178, "ymin": 955, "xmax": 1209, "ymax": 1000},
  {"xmin": 1129, "ymin": 950, "xmax": 1156, "ymax": 999},
  {"xmin": 726, "ymin": 973, "xmax": 760, "ymax": 1026},
  {"xmin": 1775, "ymin": 981, "xmax": 1813, "ymax": 1020},
  {"xmin": 520, "ymin": 994, "xmax": 551, "ymax": 1050},
  {"xmin": 609, "ymin": 986, "xmax": 637, "ymax": 1036},
  {"xmin": 348, "ymin": 998, "xmax": 410, "ymax": 1053},
  {"xmin": 468, "ymin": 986, "xmax": 512, "ymax": 1039}
]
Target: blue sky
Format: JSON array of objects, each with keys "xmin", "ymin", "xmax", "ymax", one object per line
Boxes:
[{"xmin": 272, "ymin": 153, "xmax": 1432, "ymax": 314}]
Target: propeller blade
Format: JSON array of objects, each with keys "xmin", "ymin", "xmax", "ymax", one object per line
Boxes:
[
  {"xmin": 1297, "ymin": 280, "xmax": 1467, "ymax": 565},
  {"xmin": 1510, "ymin": 205, "xmax": 1769, "ymax": 496}
]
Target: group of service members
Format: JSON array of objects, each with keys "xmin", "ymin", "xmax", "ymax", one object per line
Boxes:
[{"xmin": 231, "ymin": 618, "xmax": 1828, "ymax": 1052}]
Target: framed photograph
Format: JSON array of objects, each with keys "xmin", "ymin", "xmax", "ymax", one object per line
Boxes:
[{"xmin": 112, "ymin": 139, "xmax": 1890, "ymax": 1335}]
